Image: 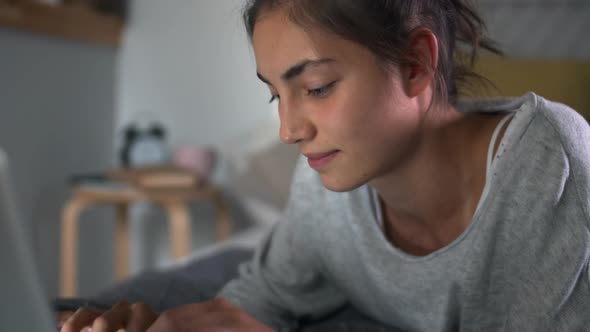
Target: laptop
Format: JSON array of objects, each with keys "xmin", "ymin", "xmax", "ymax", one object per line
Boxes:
[{"xmin": 0, "ymin": 149, "xmax": 55, "ymax": 331}]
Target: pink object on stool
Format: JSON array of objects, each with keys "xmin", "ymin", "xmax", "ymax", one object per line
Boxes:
[{"xmin": 173, "ymin": 145, "xmax": 216, "ymax": 180}]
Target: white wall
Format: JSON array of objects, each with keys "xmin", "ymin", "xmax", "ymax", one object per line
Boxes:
[
  {"xmin": 116, "ymin": 0, "xmax": 278, "ymax": 276},
  {"xmin": 117, "ymin": 0, "xmax": 271, "ymax": 147}
]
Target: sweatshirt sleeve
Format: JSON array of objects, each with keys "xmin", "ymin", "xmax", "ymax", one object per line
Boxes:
[{"xmin": 216, "ymin": 157, "xmax": 347, "ymax": 330}]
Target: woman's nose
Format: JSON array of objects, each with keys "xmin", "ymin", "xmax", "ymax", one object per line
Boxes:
[{"xmin": 278, "ymin": 101, "xmax": 314, "ymax": 144}]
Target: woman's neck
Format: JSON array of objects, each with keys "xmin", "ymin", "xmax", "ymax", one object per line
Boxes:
[{"xmin": 369, "ymin": 109, "xmax": 507, "ymax": 256}]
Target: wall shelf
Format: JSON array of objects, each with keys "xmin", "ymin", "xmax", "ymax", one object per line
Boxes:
[{"xmin": 0, "ymin": 1, "xmax": 123, "ymax": 47}]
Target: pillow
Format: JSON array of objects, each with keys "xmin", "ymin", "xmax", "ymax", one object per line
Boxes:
[{"xmin": 231, "ymin": 142, "xmax": 299, "ymax": 211}]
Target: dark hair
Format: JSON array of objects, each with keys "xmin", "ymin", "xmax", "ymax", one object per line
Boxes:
[{"xmin": 243, "ymin": 0, "xmax": 501, "ymax": 106}]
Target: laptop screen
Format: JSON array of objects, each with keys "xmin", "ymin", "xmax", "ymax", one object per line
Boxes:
[{"xmin": 0, "ymin": 150, "xmax": 54, "ymax": 331}]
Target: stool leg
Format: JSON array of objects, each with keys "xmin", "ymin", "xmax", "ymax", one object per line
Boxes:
[
  {"xmin": 115, "ymin": 204, "xmax": 130, "ymax": 280},
  {"xmin": 60, "ymin": 198, "xmax": 87, "ymax": 297},
  {"xmin": 166, "ymin": 201, "xmax": 191, "ymax": 260},
  {"xmin": 213, "ymin": 191, "xmax": 232, "ymax": 241}
]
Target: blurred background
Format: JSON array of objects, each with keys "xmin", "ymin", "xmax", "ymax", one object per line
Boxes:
[{"xmin": 0, "ymin": 0, "xmax": 588, "ymax": 300}]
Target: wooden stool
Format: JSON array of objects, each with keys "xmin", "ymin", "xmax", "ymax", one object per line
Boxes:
[{"xmin": 60, "ymin": 184, "xmax": 231, "ymax": 297}]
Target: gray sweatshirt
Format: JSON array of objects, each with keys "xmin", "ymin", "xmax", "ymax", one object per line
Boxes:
[{"xmin": 218, "ymin": 93, "xmax": 590, "ymax": 331}]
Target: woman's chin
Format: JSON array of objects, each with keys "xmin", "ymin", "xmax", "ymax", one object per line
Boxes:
[{"xmin": 319, "ymin": 174, "xmax": 366, "ymax": 193}]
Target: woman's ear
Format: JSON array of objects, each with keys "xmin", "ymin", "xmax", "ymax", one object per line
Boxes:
[{"xmin": 401, "ymin": 28, "xmax": 439, "ymax": 98}]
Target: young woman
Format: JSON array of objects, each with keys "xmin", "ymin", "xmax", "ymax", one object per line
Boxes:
[{"xmin": 62, "ymin": 1, "xmax": 590, "ymax": 331}]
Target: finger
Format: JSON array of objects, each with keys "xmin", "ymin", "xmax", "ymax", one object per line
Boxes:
[
  {"xmin": 61, "ymin": 307, "xmax": 104, "ymax": 332},
  {"xmin": 126, "ymin": 302, "xmax": 159, "ymax": 332},
  {"xmin": 56, "ymin": 311, "xmax": 76, "ymax": 330},
  {"xmin": 92, "ymin": 301, "xmax": 132, "ymax": 332}
]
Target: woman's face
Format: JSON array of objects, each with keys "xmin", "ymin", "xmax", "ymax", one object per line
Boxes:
[{"xmin": 252, "ymin": 10, "xmax": 425, "ymax": 192}]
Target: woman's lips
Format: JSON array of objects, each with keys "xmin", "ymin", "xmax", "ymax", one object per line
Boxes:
[{"xmin": 305, "ymin": 151, "xmax": 339, "ymax": 169}]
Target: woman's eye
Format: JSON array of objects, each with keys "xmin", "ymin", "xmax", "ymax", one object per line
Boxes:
[{"xmin": 307, "ymin": 82, "xmax": 336, "ymax": 97}]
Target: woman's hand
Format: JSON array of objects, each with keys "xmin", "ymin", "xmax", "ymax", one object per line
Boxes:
[
  {"xmin": 60, "ymin": 301, "xmax": 158, "ymax": 332},
  {"xmin": 60, "ymin": 298, "xmax": 274, "ymax": 332},
  {"xmin": 147, "ymin": 298, "xmax": 274, "ymax": 332}
]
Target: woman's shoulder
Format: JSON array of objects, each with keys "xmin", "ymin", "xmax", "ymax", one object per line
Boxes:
[
  {"xmin": 532, "ymin": 94, "xmax": 590, "ymax": 152},
  {"xmin": 535, "ymin": 93, "xmax": 590, "ymax": 202},
  {"xmin": 518, "ymin": 93, "xmax": 590, "ymax": 225},
  {"xmin": 517, "ymin": 93, "xmax": 590, "ymax": 178},
  {"xmin": 462, "ymin": 92, "xmax": 589, "ymax": 157},
  {"xmin": 494, "ymin": 92, "xmax": 590, "ymax": 174}
]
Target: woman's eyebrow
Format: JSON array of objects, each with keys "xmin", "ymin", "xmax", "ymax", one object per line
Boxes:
[{"xmin": 257, "ymin": 58, "xmax": 335, "ymax": 85}]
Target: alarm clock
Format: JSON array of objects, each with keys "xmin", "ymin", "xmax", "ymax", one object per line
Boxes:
[{"xmin": 120, "ymin": 123, "xmax": 170, "ymax": 167}]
